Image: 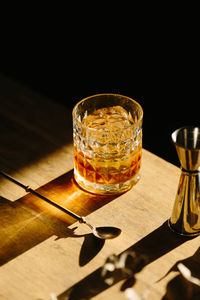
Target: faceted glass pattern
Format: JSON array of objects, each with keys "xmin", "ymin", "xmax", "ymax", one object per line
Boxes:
[{"xmin": 73, "ymin": 94, "xmax": 143, "ymax": 194}]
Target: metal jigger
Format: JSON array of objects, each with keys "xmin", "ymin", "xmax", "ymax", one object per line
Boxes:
[{"xmin": 169, "ymin": 126, "xmax": 200, "ymax": 236}]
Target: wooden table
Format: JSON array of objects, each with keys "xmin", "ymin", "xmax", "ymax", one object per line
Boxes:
[{"xmin": 0, "ymin": 74, "xmax": 200, "ymax": 299}]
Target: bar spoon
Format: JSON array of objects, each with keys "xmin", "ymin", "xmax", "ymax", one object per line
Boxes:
[{"xmin": 0, "ymin": 171, "xmax": 121, "ymax": 239}]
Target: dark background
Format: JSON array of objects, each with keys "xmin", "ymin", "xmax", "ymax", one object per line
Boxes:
[
  {"xmin": 0, "ymin": 11, "xmax": 199, "ymax": 167},
  {"xmin": 1, "ymin": 59, "xmax": 197, "ymax": 168}
]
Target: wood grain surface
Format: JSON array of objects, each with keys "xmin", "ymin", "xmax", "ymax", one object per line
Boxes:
[{"xmin": 0, "ymin": 75, "xmax": 200, "ymax": 300}]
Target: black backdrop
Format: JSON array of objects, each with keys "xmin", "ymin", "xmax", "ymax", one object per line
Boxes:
[{"xmin": 0, "ymin": 40, "xmax": 198, "ymax": 167}]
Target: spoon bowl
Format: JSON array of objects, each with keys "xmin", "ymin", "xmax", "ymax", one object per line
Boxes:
[
  {"xmin": 81, "ymin": 217, "xmax": 121, "ymax": 239},
  {"xmin": 93, "ymin": 226, "xmax": 121, "ymax": 239}
]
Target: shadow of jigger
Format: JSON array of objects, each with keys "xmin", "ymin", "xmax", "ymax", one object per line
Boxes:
[{"xmin": 169, "ymin": 126, "xmax": 200, "ymax": 236}]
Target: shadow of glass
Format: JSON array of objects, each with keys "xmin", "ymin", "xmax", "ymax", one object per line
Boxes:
[
  {"xmin": 21, "ymin": 169, "xmax": 119, "ymax": 224},
  {"xmin": 58, "ymin": 221, "xmax": 192, "ymax": 300},
  {"xmin": 0, "ymin": 169, "xmax": 119, "ymax": 267}
]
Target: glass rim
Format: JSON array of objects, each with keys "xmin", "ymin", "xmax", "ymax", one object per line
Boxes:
[{"xmin": 72, "ymin": 93, "xmax": 143, "ymax": 132}]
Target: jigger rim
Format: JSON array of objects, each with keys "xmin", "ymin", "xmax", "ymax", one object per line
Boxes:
[{"xmin": 171, "ymin": 126, "xmax": 200, "ymax": 150}]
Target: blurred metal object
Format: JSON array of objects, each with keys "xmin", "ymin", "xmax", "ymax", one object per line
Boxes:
[{"xmin": 169, "ymin": 127, "xmax": 200, "ymax": 236}]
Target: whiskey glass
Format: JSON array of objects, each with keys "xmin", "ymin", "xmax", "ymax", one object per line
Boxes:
[{"xmin": 72, "ymin": 94, "xmax": 143, "ymax": 194}]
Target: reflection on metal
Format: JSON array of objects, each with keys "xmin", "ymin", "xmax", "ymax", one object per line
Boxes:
[{"xmin": 169, "ymin": 127, "xmax": 200, "ymax": 236}]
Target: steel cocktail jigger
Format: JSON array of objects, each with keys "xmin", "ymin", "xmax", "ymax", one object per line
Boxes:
[{"xmin": 169, "ymin": 126, "xmax": 200, "ymax": 236}]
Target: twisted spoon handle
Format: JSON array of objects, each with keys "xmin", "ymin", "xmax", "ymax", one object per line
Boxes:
[{"xmin": 0, "ymin": 170, "xmax": 83, "ymax": 222}]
